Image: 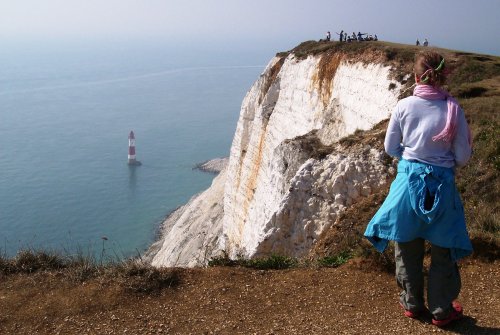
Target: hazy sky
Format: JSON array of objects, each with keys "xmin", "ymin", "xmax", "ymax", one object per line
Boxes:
[{"xmin": 1, "ymin": 0, "xmax": 499, "ymax": 55}]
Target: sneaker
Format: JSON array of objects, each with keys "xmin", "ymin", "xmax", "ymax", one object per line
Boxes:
[
  {"xmin": 432, "ymin": 301, "xmax": 463, "ymax": 327},
  {"xmin": 399, "ymin": 302, "xmax": 421, "ymax": 319}
]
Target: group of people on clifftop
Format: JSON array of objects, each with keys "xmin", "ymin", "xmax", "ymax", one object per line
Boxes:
[
  {"xmin": 416, "ymin": 38, "xmax": 429, "ymax": 46},
  {"xmin": 321, "ymin": 31, "xmax": 433, "ymax": 47},
  {"xmin": 322, "ymin": 30, "xmax": 378, "ymax": 42}
]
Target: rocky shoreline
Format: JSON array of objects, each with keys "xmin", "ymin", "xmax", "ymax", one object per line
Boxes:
[{"xmin": 193, "ymin": 157, "xmax": 229, "ymax": 174}]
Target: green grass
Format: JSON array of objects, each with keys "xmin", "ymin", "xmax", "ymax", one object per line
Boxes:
[
  {"xmin": 209, "ymin": 251, "xmax": 355, "ymax": 270},
  {"xmin": 208, "ymin": 253, "xmax": 298, "ymax": 270},
  {"xmin": 278, "ymin": 40, "xmax": 420, "ymax": 66},
  {"xmin": 317, "ymin": 251, "xmax": 352, "ymax": 268},
  {"xmin": 448, "ymin": 56, "xmax": 500, "ymax": 85},
  {"xmin": 280, "ymin": 40, "xmax": 380, "ymax": 60}
]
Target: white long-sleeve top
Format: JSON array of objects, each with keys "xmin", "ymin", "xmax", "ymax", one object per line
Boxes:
[{"xmin": 384, "ymin": 96, "xmax": 471, "ymax": 168}]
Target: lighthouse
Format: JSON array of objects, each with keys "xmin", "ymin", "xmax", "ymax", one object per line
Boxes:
[{"xmin": 128, "ymin": 131, "xmax": 141, "ymax": 166}]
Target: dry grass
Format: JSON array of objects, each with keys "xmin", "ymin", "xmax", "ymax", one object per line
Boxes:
[
  {"xmin": 456, "ymin": 94, "xmax": 500, "ymax": 237},
  {"xmin": 0, "ymin": 250, "xmax": 180, "ymax": 295}
]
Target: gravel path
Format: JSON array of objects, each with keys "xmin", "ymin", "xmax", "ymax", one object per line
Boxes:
[{"xmin": 1, "ymin": 259, "xmax": 498, "ymax": 334}]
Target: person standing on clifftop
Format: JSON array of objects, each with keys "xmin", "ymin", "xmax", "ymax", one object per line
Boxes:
[
  {"xmin": 364, "ymin": 50, "xmax": 473, "ymax": 327},
  {"xmin": 337, "ymin": 30, "xmax": 344, "ymax": 42}
]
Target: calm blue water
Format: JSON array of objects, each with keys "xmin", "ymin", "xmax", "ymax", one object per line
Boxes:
[{"xmin": 0, "ymin": 40, "xmax": 268, "ymax": 258}]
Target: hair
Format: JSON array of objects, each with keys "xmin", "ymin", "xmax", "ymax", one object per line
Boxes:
[{"xmin": 414, "ymin": 51, "xmax": 446, "ymax": 86}]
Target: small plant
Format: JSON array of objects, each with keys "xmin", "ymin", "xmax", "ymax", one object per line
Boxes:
[
  {"xmin": 114, "ymin": 260, "xmax": 180, "ymax": 294},
  {"xmin": 0, "ymin": 254, "xmax": 13, "ymax": 275},
  {"xmin": 317, "ymin": 251, "xmax": 352, "ymax": 267},
  {"xmin": 14, "ymin": 250, "xmax": 66, "ymax": 273},
  {"xmin": 208, "ymin": 252, "xmax": 237, "ymax": 267}
]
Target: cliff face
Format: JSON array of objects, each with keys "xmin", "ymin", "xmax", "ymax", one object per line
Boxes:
[
  {"xmin": 149, "ymin": 169, "xmax": 226, "ymax": 267},
  {"xmin": 150, "ymin": 44, "xmax": 407, "ymax": 266},
  {"xmin": 222, "ymin": 52, "xmax": 403, "ymax": 258}
]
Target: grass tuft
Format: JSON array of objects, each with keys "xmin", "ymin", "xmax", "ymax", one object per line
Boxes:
[
  {"xmin": 113, "ymin": 260, "xmax": 180, "ymax": 294},
  {"xmin": 209, "ymin": 253, "xmax": 298, "ymax": 270},
  {"xmin": 317, "ymin": 251, "xmax": 352, "ymax": 267},
  {"xmin": 0, "ymin": 250, "xmax": 67, "ymax": 275},
  {"xmin": 0, "ymin": 249, "xmax": 180, "ymax": 294}
]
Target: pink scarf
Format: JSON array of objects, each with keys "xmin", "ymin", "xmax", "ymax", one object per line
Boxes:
[{"xmin": 413, "ymin": 84, "xmax": 472, "ymax": 146}]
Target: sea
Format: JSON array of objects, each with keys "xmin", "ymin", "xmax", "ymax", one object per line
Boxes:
[{"xmin": 0, "ymin": 39, "xmax": 271, "ymax": 259}]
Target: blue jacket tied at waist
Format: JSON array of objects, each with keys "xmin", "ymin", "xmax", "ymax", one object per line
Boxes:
[{"xmin": 364, "ymin": 159, "xmax": 472, "ymax": 261}]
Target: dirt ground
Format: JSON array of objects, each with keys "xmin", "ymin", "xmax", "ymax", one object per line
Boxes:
[{"xmin": 1, "ymin": 259, "xmax": 498, "ymax": 335}]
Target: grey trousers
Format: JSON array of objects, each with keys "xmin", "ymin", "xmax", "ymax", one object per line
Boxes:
[{"xmin": 395, "ymin": 238, "xmax": 461, "ymax": 320}]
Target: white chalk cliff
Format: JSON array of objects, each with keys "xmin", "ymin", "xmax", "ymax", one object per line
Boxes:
[{"xmin": 149, "ymin": 46, "xmax": 406, "ymax": 267}]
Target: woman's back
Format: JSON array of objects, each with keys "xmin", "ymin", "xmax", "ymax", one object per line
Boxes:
[
  {"xmin": 365, "ymin": 50, "xmax": 473, "ymax": 327},
  {"xmin": 385, "ymin": 95, "xmax": 471, "ymax": 168}
]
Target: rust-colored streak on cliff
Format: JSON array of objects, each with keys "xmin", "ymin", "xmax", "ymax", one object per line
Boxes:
[
  {"xmin": 312, "ymin": 52, "xmax": 343, "ymax": 107},
  {"xmin": 259, "ymin": 57, "xmax": 286, "ymax": 104},
  {"xmin": 238, "ymin": 120, "xmax": 269, "ymax": 237},
  {"xmin": 234, "ymin": 149, "xmax": 247, "ymax": 191}
]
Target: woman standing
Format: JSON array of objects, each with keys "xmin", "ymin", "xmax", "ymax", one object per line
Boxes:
[{"xmin": 364, "ymin": 51, "xmax": 473, "ymax": 327}]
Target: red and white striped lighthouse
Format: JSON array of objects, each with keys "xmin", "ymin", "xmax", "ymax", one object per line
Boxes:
[{"xmin": 128, "ymin": 131, "xmax": 141, "ymax": 166}]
